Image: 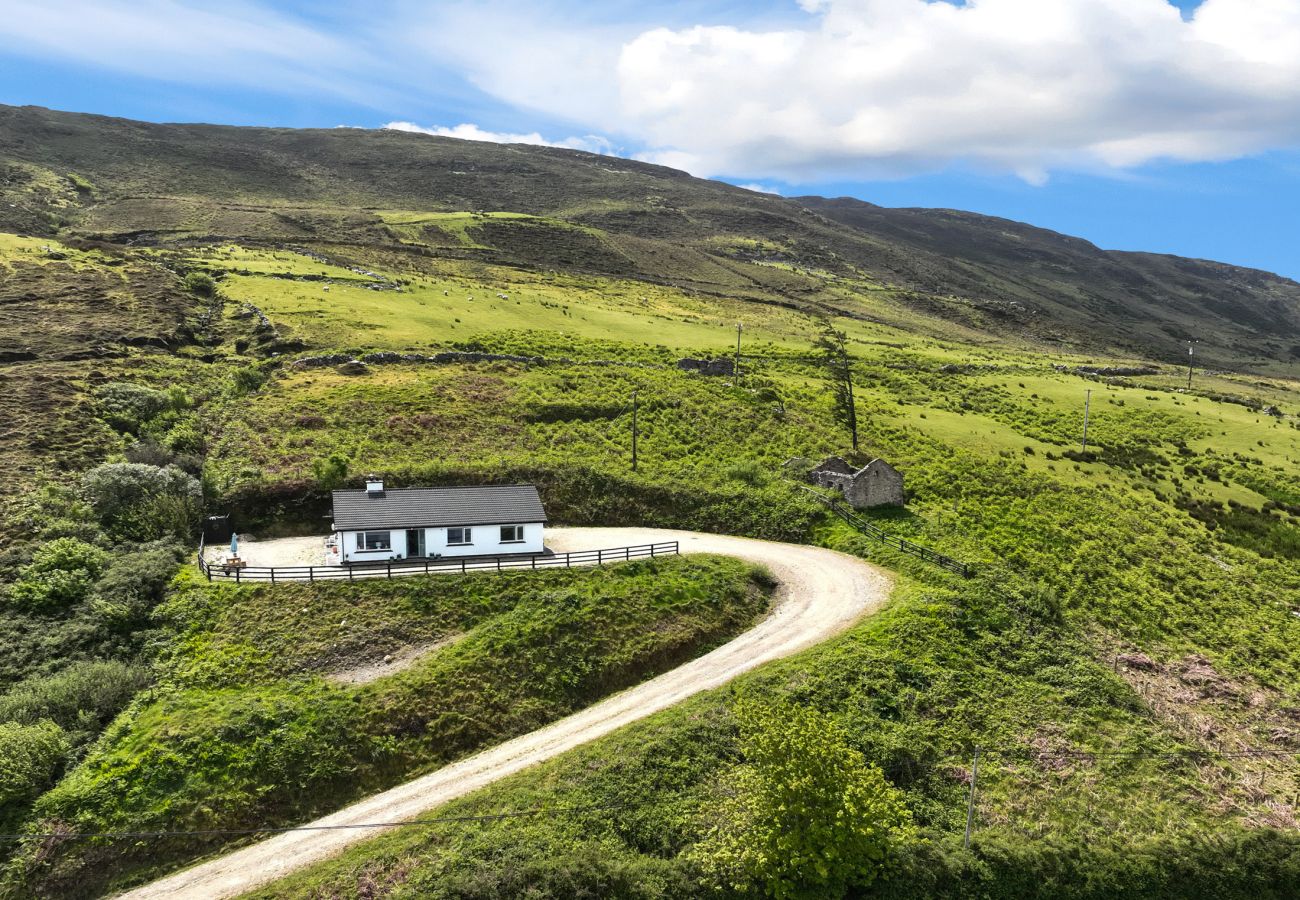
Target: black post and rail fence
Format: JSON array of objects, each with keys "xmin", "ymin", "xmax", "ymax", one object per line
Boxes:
[
  {"xmin": 796, "ymin": 485, "xmax": 976, "ymax": 578},
  {"xmin": 197, "ymin": 537, "xmax": 680, "ymax": 583}
]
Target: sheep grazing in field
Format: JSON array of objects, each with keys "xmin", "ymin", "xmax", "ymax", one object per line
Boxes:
[
  {"xmin": 323, "ymin": 285, "xmax": 330, "ymax": 292},
  {"xmin": 497, "ymin": 292, "xmax": 508, "ymax": 300},
  {"xmin": 443, "ymin": 290, "xmax": 449, "ymax": 296}
]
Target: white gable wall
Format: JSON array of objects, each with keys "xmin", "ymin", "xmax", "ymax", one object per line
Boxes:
[{"xmin": 338, "ymin": 522, "xmax": 544, "ymax": 563}]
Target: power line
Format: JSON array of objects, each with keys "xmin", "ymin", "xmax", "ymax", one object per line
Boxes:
[
  {"xmin": 0, "ymin": 800, "xmax": 636, "ymax": 843},
  {"xmin": 6, "ymin": 747, "xmax": 1292, "ymax": 845},
  {"xmin": 966, "ymin": 747, "xmax": 1297, "ymax": 760}
]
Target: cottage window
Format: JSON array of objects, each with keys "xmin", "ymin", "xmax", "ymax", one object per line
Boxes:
[
  {"xmin": 448, "ymin": 527, "xmax": 472, "ymax": 545},
  {"xmin": 358, "ymin": 531, "xmax": 391, "ymax": 551},
  {"xmin": 500, "ymin": 525, "xmax": 524, "ymax": 543}
]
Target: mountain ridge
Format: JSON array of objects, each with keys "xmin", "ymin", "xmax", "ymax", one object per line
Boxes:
[{"xmin": 2, "ymin": 102, "xmax": 1298, "ymax": 372}]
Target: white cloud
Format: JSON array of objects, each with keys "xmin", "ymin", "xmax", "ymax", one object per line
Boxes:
[
  {"xmin": 11, "ymin": 1, "xmax": 1300, "ymax": 186},
  {"xmin": 382, "ymin": 121, "xmax": 616, "ymax": 155},
  {"xmin": 736, "ymin": 182, "xmax": 783, "ymax": 195},
  {"xmin": 432, "ymin": 0, "xmax": 1300, "ymax": 183}
]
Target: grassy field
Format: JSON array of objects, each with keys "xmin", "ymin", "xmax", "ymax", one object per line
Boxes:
[
  {"xmin": 1, "ymin": 187, "xmax": 1298, "ymax": 898},
  {"xmin": 2, "ymin": 556, "xmax": 772, "ymax": 898}
]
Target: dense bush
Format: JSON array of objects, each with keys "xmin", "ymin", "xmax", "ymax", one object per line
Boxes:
[
  {"xmin": 80, "ymin": 463, "xmax": 202, "ymax": 541},
  {"xmin": 6, "ymin": 539, "xmax": 109, "ymax": 611},
  {"xmin": 95, "ymin": 383, "xmax": 185, "ymax": 435},
  {"xmin": 0, "ymin": 721, "xmax": 69, "ymax": 816},
  {"xmin": 689, "ymin": 700, "xmax": 913, "ymax": 898},
  {"xmin": 182, "ymin": 271, "xmax": 217, "ymax": 298},
  {"xmin": 0, "ymin": 660, "xmax": 149, "ymax": 744},
  {"xmin": 90, "ymin": 545, "xmax": 184, "ymax": 629},
  {"xmin": 310, "ymin": 452, "xmax": 349, "ymax": 491},
  {"xmin": 227, "ymin": 365, "xmax": 268, "ymax": 396}
]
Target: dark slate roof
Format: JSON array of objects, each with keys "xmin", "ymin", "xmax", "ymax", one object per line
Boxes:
[{"xmin": 331, "ymin": 484, "xmax": 547, "ymax": 531}]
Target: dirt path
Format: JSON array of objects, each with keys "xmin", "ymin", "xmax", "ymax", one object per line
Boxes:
[{"xmin": 118, "ymin": 527, "xmax": 893, "ymax": 900}]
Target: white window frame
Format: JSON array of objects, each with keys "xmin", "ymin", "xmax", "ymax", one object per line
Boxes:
[
  {"xmin": 500, "ymin": 524, "xmax": 524, "ymax": 543},
  {"xmin": 447, "ymin": 527, "xmax": 473, "ymax": 546},
  {"xmin": 358, "ymin": 531, "xmax": 391, "ymax": 551}
]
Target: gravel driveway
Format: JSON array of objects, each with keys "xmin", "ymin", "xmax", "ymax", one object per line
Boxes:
[
  {"xmin": 203, "ymin": 535, "xmax": 331, "ymax": 568},
  {"xmin": 121, "ymin": 527, "xmax": 893, "ymax": 900}
]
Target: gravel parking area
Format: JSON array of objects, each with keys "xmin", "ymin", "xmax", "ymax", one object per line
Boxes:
[{"xmin": 204, "ymin": 534, "xmax": 333, "ymax": 568}]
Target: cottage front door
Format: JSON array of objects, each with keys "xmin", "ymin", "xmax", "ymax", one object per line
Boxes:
[{"xmin": 406, "ymin": 529, "xmax": 425, "ymax": 558}]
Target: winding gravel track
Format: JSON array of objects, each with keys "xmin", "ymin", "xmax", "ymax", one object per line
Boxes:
[{"xmin": 119, "ymin": 527, "xmax": 892, "ymax": 900}]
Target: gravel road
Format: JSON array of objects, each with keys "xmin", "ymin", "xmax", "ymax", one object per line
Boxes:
[{"xmin": 118, "ymin": 527, "xmax": 893, "ymax": 900}]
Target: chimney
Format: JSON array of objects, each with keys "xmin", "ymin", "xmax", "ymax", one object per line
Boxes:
[{"xmin": 365, "ymin": 476, "xmax": 385, "ymax": 497}]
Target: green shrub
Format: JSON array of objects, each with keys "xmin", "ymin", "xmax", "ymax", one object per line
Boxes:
[
  {"xmin": 310, "ymin": 452, "xmax": 349, "ymax": 491},
  {"xmin": 90, "ymin": 545, "xmax": 184, "ymax": 629},
  {"xmin": 0, "ymin": 660, "xmax": 149, "ymax": 740},
  {"xmin": 7, "ymin": 539, "xmax": 109, "ymax": 611},
  {"xmin": 80, "ymin": 463, "xmax": 203, "ymax": 540},
  {"xmin": 0, "ymin": 721, "xmax": 69, "ymax": 810},
  {"xmin": 161, "ymin": 417, "xmax": 205, "ymax": 455},
  {"xmin": 688, "ymin": 700, "xmax": 913, "ymax": 898},
  {"xmin": 96, "ymin": 383, "xmax": 174, "ymax": 434},
  {"xmin": 183, "ymin": 271, "xmax": 217, "ymax": 298},
  {"xmin": 228, "ymin": 366, "xmax": 268, "ymax": 396},
  {"xmin": 723, "ymin": 459, "xmax": 770, "ymax": 486}
]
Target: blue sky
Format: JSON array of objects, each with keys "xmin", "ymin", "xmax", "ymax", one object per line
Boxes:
[{"xmin": 2, "ymin": 0, "xmax": 1299, "ymax": 279}]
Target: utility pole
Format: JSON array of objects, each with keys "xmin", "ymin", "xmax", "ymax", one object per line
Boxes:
[
  {"xmin": 1081, "ymin": 389, "xmax": 1091, "ymax": 453},
  {"xmin": 735, "ymin": 323, "xmax": 743, "ymax": 382},
  {"xmin": 630, "ymin": 390, "xmax": 639, "ymax": 473},
  {"xmin": 846, "ymin": 355, "xmax": 859, "ymax": 452},
  {"xmin": 1186, "ymin": 340, "xmax": 1196, "ymax": 390},
  {"xmin": 964, "ymin": 746, "xmax": 981, "ymax": 850}
]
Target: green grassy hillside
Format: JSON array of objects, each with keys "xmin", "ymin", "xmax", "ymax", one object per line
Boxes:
[
  {"xmin": 4, "ymin": 103, "xmax": 1300, "ymax": 371},
  {"xmin": 0, "ymin": 106, "xmax": 1297, "ymax": 899},
  {"xmin": 2, "ymin": 558, "xmax": 771, "ymax": 898}
]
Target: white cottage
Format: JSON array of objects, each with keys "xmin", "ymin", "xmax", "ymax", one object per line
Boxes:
[{"xmin": 330, "ymin": 480, "xmax": 546, "ymax": 564}]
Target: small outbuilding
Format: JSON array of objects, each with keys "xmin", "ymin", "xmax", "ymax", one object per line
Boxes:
[
  {"xmin": 808, "ymin": 456, "xmax": 905, "ymax": 509},
  {"xmin": 331, "ymin": 480, "xmax": 546, "ymax": 564}
]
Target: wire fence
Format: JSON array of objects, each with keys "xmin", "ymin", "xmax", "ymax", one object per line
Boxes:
[
  {"xmin": 795, "ymin": 485, "xmax": 976, "ymax": 577},
  {"xmin": 197, "ymin": 538, "xmax": 680, "ymax": 583}
]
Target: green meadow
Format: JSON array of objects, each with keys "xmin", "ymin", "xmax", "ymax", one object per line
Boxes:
[{"xmin": 0, "ymin": 216, "xmax": 1297, "ymax": 899}]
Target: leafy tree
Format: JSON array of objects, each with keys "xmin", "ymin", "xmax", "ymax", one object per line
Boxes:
[
  {"xmin": 689, "ymin": 700, "xmax": 913, "ymax": 899},
  {"xmin": 813, "ymin": 323, "xmax": 859, "ymax": 451},
  {"xmin": 311, "ymin": 452, "xmax": 350, "ymax": 491},
  {"xmin": 80, "ymin": 463, "xmax": 203, "ymax": 541},
  {"xmin": 7, "ymin": 538, "xmax": 109, "ymax": 611}
]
